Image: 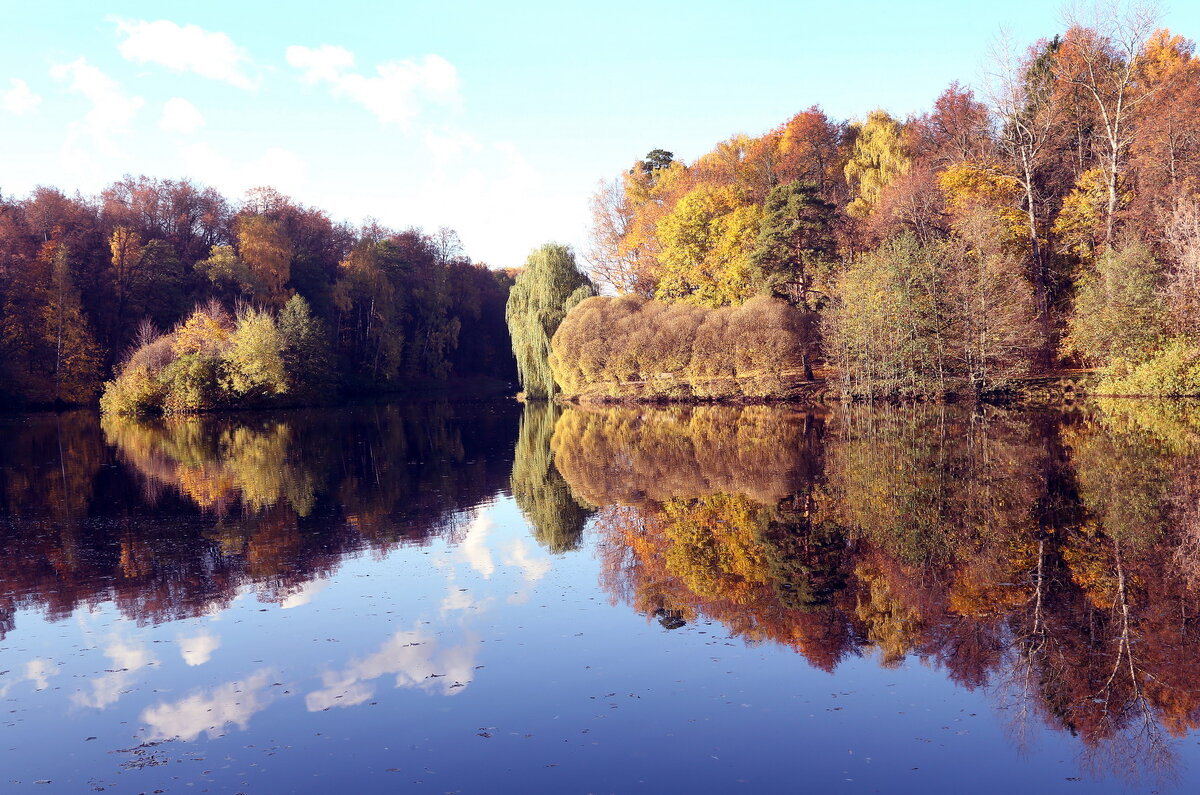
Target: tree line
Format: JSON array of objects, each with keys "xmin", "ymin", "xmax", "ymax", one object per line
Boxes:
[
  {"xmin": 0, "ymin": 178, "xmax": 517, "ymax": 411},
  {"xmin": 579, "ymin": 6, "xmax": 1200, "ymax": 398}
]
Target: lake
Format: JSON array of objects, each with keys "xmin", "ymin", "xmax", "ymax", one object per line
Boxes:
[{"xmin": 1, "ymin": 399, "xmax": 1199, "ymax": 793}]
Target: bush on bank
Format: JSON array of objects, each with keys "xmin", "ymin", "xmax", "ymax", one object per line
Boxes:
[
  {"xmin": 100, "ymin": 295, "xmax": 333, "ymax": 415},
  {"xmin": 548, "ymin": 294, "xmax": 810, "ymax": 400}
]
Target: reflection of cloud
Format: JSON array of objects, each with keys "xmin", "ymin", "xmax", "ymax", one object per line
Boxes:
[
  {"xmin": 440, "ymin": 588, "xmax": 477, "ymax": 613},
  {"xmin": 73, "ymin": 639, "xmax": 157, "ymax": 709},
  {"xmin": 178, "ymin": 631, "xmax": 220, "ymax": 666},
  {"xmin": 305, "ymin": 630, "xmax": 476, "ymax": 711},
  {"xmin": 281, "ymin": 579, "xmax": 328, "ymax": 610},
  {"xmin": 461, "ymin": 510, "xmax": 495, "ymax": 578},
  {"xmin": 25, "ymin": 658, "xmax": 57, "ymax": 691},
  {"xmin": 142, "ymin": 669, "xmax": 277, "ymax": 741},
  {"xmin": 503, "ymin": 538, "xmax": 551, "ymax": 583}
]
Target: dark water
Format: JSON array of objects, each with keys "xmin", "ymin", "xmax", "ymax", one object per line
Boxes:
[{"xmin": 3, "ymin": 400, "xmax": 1200, "ymax": 793}]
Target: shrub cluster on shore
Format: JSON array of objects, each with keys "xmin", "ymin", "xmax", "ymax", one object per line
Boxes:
[
  {"xmin": 100, "ymin": 296, "xmax": 334, "ymax": 415},
  {"xmin": 549, "ymin": 295, "xmax": 809, "ymax": 399}
]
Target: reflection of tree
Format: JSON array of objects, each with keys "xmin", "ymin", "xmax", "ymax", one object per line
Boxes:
[
  {"xmin": 0, "ymin": 411, "xmax": 105, "ymax": 638},
  {"xmin": 103, "ymin": 416, "xmax": 311, "ymax": 515},
  {"xmin": 552, "ymin": 404, "xmax": 822, "ymax": 507},
  {"xmin": 0, "ymin": 403, "xmax": 518, "ymax": 638},
  {"xmin": 577, "ymin": 401, "xmax": 1200, "ymax": 787},
  {"xmin": 510, "ymin": 403, "xmax": 592, "ymax": 552}
]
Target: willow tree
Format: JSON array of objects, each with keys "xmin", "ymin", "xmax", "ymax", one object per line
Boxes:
[
  {"xmin": 844, "ymin": 110, "xmax": 910, "ymax": 219},
  {"xmin": 505, "ymin": 243, "xmax": 594, "ymax": 399}
]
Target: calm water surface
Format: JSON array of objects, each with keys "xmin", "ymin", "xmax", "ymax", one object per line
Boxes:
[{"xmin": 2, "ymin": 400, "xmax": 1199, "ymax": 793}]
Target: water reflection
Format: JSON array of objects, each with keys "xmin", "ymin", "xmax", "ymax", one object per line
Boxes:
[
  {"xmin": 554, "ymin": 402, "xmax": 1200, "ymax": 785},
  {"xmin": 0, "ymin": 403, "xmax": 519, "ymax": 638},
  {"xmin": 510, "ymin": 403, "xmax": 592, "ymax": 553},
  {"xmin": 4, "ymin": 400, "xmax": 1200, "ymax": 789}
]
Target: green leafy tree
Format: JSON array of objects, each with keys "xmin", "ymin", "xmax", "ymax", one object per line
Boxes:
[
  {"xmin": 278, "ymin": 294, "xmax": 336, "ymax": 401},
  {"xmin": 505, "ymin": 243, "xmax": 594, "ymax": 399},
  {"xmin": 221, "ymin": 306, "xmax": 288, "ymax": 398},
  {"xmin": 823, "ymin": 231, "xmax": 1039, "ymax": 397},
  {"xmin": 750, "ymin": 180, "xmax": 839, "ymax": 379},
  {"xmin": 195, "ymin": 244, "xmax": 263, "ymax": 302},
  {"xmin": 822, "ymin": 235, "xmax": 946, "ymax": 398},
  {"xmin": 638, "ymin": 149, "xmax": 676, "ymax": 180},
  {"xmin": 1063, "ymin": 241, "xmax": 1169, "ymax": 365}
]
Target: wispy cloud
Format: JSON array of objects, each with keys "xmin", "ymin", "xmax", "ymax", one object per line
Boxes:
[
  {"xmin": 286, "ymin": 44, "xmax": 459, "ymax": 128},
  {"xmin": 305, "ymin": 629, "xmax": 478, "ymax": 711},
  {"xmin": 159, "ymin": 97, "xmax": 204, "ymax": 133},
  {"xmin": 115, "ymin": 19, "xmax": 255, "ymax": 90},
  {"xmin": 50, "ymin": 57, "xmax": 143, "ymax": 170},
  {"xmin": 25, "ymin": 658, "xmax": 58, "ymax": 691},
  {"xmin": 1, "ymin": 78, "xmax": 41, "ymax": 115},
  {"xmin": 180, "ymin": 142, "xmax": 308, "ymax": 198},
  {"xmin": 51, "ymin": 58, "xmax": 143, "ymax": 139},
  {"xmin": 73, "ymin": 638, "xmax": 157, "ymax": 709}
]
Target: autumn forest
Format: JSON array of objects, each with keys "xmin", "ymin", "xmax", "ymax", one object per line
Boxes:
[
  {"xmin": 0, "ymin": 10, "xmax": 1196, "ymax": 409},
  {"xmin": 0, "ymin": 180, "xmax": 517, "ymax": 411},
  {"xmin": 575, "ymin": 8, "xmax": 1200, "ymax": 401}
]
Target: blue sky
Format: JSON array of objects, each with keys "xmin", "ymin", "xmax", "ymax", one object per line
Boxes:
[{"xmin": 2, "ymin": 1, "xmax": 1198, "ymax": 266}]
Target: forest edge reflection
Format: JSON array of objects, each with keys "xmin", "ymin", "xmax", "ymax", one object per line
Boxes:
[{"xmin": 4, "ymin": 399, "xmax": 1200, "ymax": 786}]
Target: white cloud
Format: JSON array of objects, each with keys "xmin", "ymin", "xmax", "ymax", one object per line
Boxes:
[
  {"xmin": 286, "ymin": 45, "xmax": 459, "ymax": 128},
  {"xmin": 1, "ymin": 78, "xmax": 41, "ymax": 115},
  {"xmin": 286, "ymin": 44, "xmax": 355, "ymax": 84},
  {"xmin": 116, "ymin": 19, "xmax": 255, "ymax": 89},
  {"xmin": 181, "ymin": 142, "xmax": 309, "ymax": 197},
  {"xmin": 503, "ymin": 538, "xmax": 552, "ymax": 583},
  {"xmin": 142, "ymin": 669, "xmax": 278, "ymax": 741},
  {"xmin": 159, "ymin": 97, "xmax": 204, "ymax": 133},
  {"xmin": 406, "ymin": 137, "xmax": 557, "ymax": 266},
  {"xmin": 178, "ymin": 631, "xmax": 220, "ymax": 666},
  {"xmin": 51, "ymin": 57, "xmax": 143, "ymax": 152},
  {"xmin": 424, "ymin": 128, "xmax": 482, "ymax": 165}
]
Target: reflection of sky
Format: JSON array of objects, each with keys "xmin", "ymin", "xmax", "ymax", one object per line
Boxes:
[
  {"xmin": 0, "ymin": 495, "xmax": 1192, "ymax": 794},
  {"xmin": 0, "ymin": 497, "xmax": 563, "ymax": 789}
]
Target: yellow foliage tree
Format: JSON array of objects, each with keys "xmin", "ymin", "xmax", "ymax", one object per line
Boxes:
[
  {"xmin": 937, "ymin": 162, "xmax": 1028, "ymax": 247},
  {"xmin": 1053, "ymin": 168, "xmax": 1124, "ymax": 261},
  {"xmin": 236, "ymin": 214, "xmax": 294, "ymax": 307},
  {"xmin": 654, "ymin": 185, "xmax": 762, "ymax": 306},
  {"xmin": 844, "ymin": 110, "xmax": 910, "ymax": 219}
]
